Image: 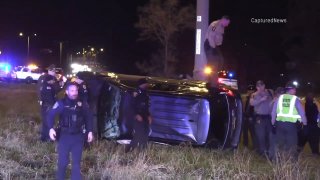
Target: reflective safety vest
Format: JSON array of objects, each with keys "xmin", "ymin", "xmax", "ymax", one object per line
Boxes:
[{"xmin": 276, "ymin": 94, "xmax": 301, "ymax": 123}]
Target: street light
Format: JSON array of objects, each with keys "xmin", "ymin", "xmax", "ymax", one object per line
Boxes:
[
  {"xmin": 19, "ymin": 32, "xmax": 37, "ymax": 59},
  {"xmin": 204, "ymin": 66, "xmax": 213, "ymax": 75}
]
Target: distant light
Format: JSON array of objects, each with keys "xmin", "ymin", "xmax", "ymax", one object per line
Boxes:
[
  {"xmin": 28, "ymin": 64, "xmax": 38, "ymax": 70},
  {"xmin": 307, "ymin": 82, "xmax": 311, "ymax": 85},
  {"xmin": 34, "ymin": 33, "xmax": 37, "ymax": 36},
  {"xmin": 204, "ymin": 66, "xmax": 213, "ymax": 75},
  {"xmin": 0, "ymin": 51, "xmax": 2, "ymax": 55},
  {"xmin": 19, "ymin": 32, "xmax": 23, "ymax": 37},
  {"xmin": 280, "ymin": 73, "xmax": 284, "ymax": 77},
  {"xmin": 100, "ymin": 48, "xmax": 104, "ymax": 52},
  {"xmin": 293, "ymin": 81, "xmax": 298, "ymax": 86},
  {"xmin": 90, "ymin": 48, "xmax": 94, "ymax": 51},
  {"xmin": 228, "ymin": 72, "xmax": 234, "ymax": 78},
  {"xmin": 71, "ymin": 63, "xmax": 92, "ymax": 73}
]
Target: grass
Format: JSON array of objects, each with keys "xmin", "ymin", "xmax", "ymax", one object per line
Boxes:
[{"xmin": 0, "ymin": 82, "xmax": 320, "ymax": 179}]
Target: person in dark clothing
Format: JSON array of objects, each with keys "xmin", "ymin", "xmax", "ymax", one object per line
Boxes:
[
  {"xmin": 125, "ymin": 78, "xmax": 152, "ymax": 153},
  {"xmin": 48, "ymin": 82, "xmax": 93, "ymax": 180},
  {"xmin": 242, "ymin": 85, "xmax": 256, "ymax": 149},
  {"xmin": 76, "ymin": 71, "xmax": 104, "ymax": 136},
  {"xmin": 298, "ymin": 93, "xmax": 320, "ymax": 155},
  {"xmin": 37, "ymin": 64, "xmax": 62, "ymax": 142}
]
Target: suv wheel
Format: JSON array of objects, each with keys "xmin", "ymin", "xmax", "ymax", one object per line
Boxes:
[{"xmin": 26, "ymin": 77, "xmax": 33, "ymax": 84}]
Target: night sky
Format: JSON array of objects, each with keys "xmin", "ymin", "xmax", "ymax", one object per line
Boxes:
[{"xmin": 0, "ymin": 0, "xmax": 319, "ymax": 90}]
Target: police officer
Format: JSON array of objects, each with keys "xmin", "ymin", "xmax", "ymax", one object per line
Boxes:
[
  {"xmin": 204, "ymin": 15, "xmax": 230, "ymax": 86},
  {"xmin": 125, "ymin": 78, "xmax": 152, "ymax": 153},
  {"xmin": 38, "ymin": 64, "xmax": 62, "ymax": 142},
  {"xmin": 250, "ymin": 80, "xmax": 273, "ymax": 156},
  {"xmin": 298, "ymin": 92, "xmax": 319, "ymax": 155},
  {"xmin": 48, "ymin": 82, "xmax": 93, "ymax": 180},
  {"xmin": 271, "ymin": 82, "xmax": 307, "ymax": 159}
]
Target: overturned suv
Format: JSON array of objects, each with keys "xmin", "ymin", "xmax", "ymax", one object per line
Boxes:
[{"xmin": 86, "ymin": 72, "xmax": 243, "ymax": 149}]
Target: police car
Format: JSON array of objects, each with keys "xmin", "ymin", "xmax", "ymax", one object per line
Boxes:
[
  {"xmin": 217, "ymin": 70, "xmax": 239, "ymax": 90},
  {"xmin": 13, "ymin": 65, "xmax": 44, "ymax": 83}
]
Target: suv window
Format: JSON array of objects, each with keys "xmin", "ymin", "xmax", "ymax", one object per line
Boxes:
[
  {"xmin": 15, "ymin": 67, "xmax": 22, "ymax": 71},
  {"xmin": 31, "ymin": 68, "xmax": 43, "ymax": 74},
  {"xmin": 22, "ymin": 68, "xmax": 29, "ymax": 72}
]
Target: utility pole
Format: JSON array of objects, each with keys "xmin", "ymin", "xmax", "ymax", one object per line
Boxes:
[
  {"xmin": 59, "ymin": 42, "xmax": 63, "ymax": 67},
  {"xmin": 27, "ymin": 36, "xmax": 30, "ymax": 59},
  {"xmin": 193, "ymin": 0, "xmax": 209, "ymax": 80}
]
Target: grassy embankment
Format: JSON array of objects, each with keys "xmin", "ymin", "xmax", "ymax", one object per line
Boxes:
[{"xmin": 0, "ymin": 83, "xmax": 319, "ymax": 179}]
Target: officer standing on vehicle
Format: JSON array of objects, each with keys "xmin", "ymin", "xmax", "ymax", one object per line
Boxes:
[
  {"xmin": 37, "ymin": 64, "xmax": 62, "ymax": 142},
  {"xmin": 125, "ymin": 78, "xmax": 152, "ymax": 153},
  {"xmin": 48, "ymin": 82, "xmax": 93, "ymax": 180},
  {"xmin": 204, "ymin": 16, "xmax": 230, "ymax": 86},
  {"xmin": 250, "ymin": 80, "xmax": 273, "ymax": 156},
  {"xmin": 271, "ymin": 82, "xmax": 307, "ymax": 159}
]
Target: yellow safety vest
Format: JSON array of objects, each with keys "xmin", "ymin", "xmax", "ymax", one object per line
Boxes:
[{"xmin": 276, "ymin": 94, "xmax": 301, "ymax": 123}]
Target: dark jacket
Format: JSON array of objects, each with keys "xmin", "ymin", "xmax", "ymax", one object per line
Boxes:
[
  {"xmin": 47, "ymin": 97, "xmax": 93, "ymax": 133},
  {"xmin": 305, "ymin": 99, "xmax": 319, "ymax": 126},
  {"xmin": 133, "ymin": 88, "xmax": 150, "ymax": 118},
  {"xmin": 38, "ymin": 74, "xmax": 61, "ymax": 105}
]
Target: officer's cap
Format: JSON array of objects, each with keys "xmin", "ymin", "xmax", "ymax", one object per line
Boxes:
[
  {"xmin": 285, "ymin": 81, "xmax": 297, "ymax": 90},
  {"xmin": 137, "ymin": 78, "xmax": 148, "ymax": 86}
]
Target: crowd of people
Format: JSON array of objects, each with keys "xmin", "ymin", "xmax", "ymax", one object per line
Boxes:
[
  {"xmin": 242, "ymin": 80, "xmax": 320, "ymax": 160},
  {"xmin": 37, "ymin": 64, "xmax": 152, "ymax": 180}
]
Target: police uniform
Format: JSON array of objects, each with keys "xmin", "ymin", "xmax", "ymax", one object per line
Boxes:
[
  {"xmin": 250, "ymin": 86, "xmax": 273, "ymax": 155},
  {"xmin": 271, "ymin": 90, "xmax": 307, "ymax": 159},
  {"xmin": 47, "ymin": 96, "xmax": 93, "ymax": 180},
  {"xmin": 125, "ymin": 80, "xmax": 151, "ymax": 153},
  {"xmin": 204, "ymin": 18, "xmax": 229, "ymax": 86},
  {"xmin": 38, "ymin": 73, "xmax": 61, "ymax": 142}
]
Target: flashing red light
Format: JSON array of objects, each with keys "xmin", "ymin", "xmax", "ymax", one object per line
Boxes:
[{"xmin": 218, "ymin": 78, "xmax": 223, "ymax": 83}]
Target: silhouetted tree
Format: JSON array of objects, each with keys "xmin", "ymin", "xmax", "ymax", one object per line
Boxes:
[
  {"xmin": 135, "ymin": 0, "xmax": 195, "ymax": 77},
  {"xmin": 283, "ymin": 0, "xmax": 320, "ymax": 82}
]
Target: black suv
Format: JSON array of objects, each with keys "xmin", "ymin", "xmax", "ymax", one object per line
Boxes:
[{"xmin": 83, "ymin": 72, "xmax": 243, "ymax": 149}]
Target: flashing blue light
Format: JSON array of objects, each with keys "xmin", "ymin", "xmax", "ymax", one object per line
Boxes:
[
  {"xmin": 228, "ymin": 72, "xmax": 234, "ymax": 78},
  {"xmin": 0, "ymin": 63, "xmax": 11, "ymax": 73}
]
